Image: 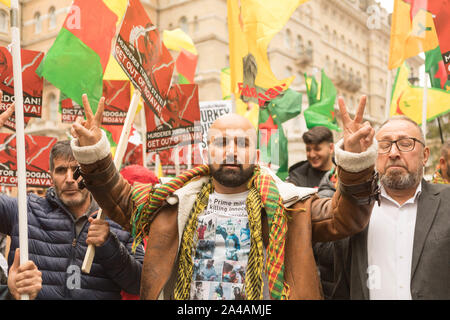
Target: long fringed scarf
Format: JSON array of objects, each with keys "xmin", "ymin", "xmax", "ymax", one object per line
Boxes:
[{"xmin": 130, "ymin": 164, "xmax": 291, "ymax": 300}]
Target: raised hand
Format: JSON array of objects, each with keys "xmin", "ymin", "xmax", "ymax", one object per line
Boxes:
[
  {"xmin": 71, "ymin": 94, "xmax": 105, "ymax": 147},
  {"xmin": 0, "ymin": 90, "xmax": 15, "ymax": 128},
  {"xmin": 338, "ymin": 95, "xmax": 375, "ymax": 153}
]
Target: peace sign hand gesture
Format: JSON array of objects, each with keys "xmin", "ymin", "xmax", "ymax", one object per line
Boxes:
[
  {"xmin": 71, "ymin": 94, "xmax": 105, "ymax": 147},
  {"xmin": 339, "ymin": 95, "xmax": 375, "ymax": 154}
]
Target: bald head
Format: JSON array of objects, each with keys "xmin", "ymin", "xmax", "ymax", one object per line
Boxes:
[
  {"xmin": 208, "ymin": 113, "xmax": 257, "ymax": 145},
  {"xmin": 206, "ymin": 113, "xmax": 259, "ymax": 192}
]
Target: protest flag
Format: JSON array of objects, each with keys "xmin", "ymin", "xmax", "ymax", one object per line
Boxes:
[
  {"xmin": 304, "ymin": 73, "xmax": 319, "ymax": 106},
  {"xmin": 425, "ymin": 46, "xmax": 450, "ymax": 90},
  {"xmin": 303, "ymin": 70, "xmax": 340, "ymax": 131},
  {"xmin": 390, "ymin": 62, "xmax": 450, "ymax": 124},
  {"xmin": 388, "ymin": 0, "xmax": 439, "ymax": 70},
  {"xmin": 37, "ymin": 0, "xmax": 128, "ymax": 110},
  {"xmin": 431, "ymin": 1, "xmax": 450, "ymax": 81},
  {"xmin": 227, "ymin": 0, "xmax": 309, "ymax": 99},
  {"xmin": 258, "ymin": 89, "xmax": 302, "ymax": 180},
  {"xmin": 176, "ymin": 49, "xmax": 198, "ymax": 84},
  {"xmin": 220, "ymin": 67, "xmax": 232, "ymax": 100},
  {"xmin": 163, "ymin": 28, "xmax": 197, "ymax": 55},
  {"xmin": 163, "ymin": 28, "xmax": 198, "ymax": 84}
]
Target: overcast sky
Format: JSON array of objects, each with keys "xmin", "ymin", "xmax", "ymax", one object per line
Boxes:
[{"xmin": 377, "ymin": 0, "xmax": 394, "ymax": 13}]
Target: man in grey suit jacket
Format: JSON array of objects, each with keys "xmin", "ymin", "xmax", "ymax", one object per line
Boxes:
[{"xmin": 332, "ymin": 116, "xmax": 450, "ymax": 300}]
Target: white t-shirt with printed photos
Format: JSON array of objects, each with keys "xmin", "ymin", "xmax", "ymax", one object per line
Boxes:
[{"xmin": 190, "ymin": 190, "xmax": 250, "ymax": 300}]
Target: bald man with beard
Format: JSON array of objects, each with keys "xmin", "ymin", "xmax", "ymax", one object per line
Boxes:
[{"xmin": 70, "ymin": 94, "xmax": 380, "ymax": 300}]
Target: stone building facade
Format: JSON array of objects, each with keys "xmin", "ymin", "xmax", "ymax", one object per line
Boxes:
[{"xmin": 0, "ymin": 0, "xmax": 424, "ymax": 167}]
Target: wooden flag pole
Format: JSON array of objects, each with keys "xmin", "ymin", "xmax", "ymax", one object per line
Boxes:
[
  {"xmin": 384, "ymin": 69, "xmax": 392, "ymax": 121},
  {"xmin": 421, "ymin": 68, "xmax": 428, "ymax": 138},
  {"xmin": 140, "ymin": 105, "xmax": 147, "ymax": 167},
  {"xmin": 11, "ymin": 0, "xmax": 29, "ymax": 300},
  {"xmin": 82, "ymin": 90, "xmax": 141, "ymax": 274}
]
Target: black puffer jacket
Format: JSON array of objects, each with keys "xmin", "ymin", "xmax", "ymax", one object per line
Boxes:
[{"xmin": 0, "ymin": 188, "xmax": 144, "ymax": 300}]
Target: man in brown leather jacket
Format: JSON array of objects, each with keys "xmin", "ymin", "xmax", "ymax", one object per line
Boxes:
[{"xmin": 70, "ymin": 94, "xmax": 378, "ymax": 300}]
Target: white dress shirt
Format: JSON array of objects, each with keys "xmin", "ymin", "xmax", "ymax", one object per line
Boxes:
[{"xmin": 367, "ymin": 183, "xmax": 421, "ymax": 300}]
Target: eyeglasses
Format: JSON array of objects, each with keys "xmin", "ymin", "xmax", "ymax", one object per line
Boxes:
[{"xmin": 377, "ymin": 137, "xmax": 425, "ymax": 154}]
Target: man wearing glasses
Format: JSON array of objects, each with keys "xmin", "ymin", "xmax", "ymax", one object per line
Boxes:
[{"xmin": 333, "ymin": 116, "xmax": 450, "ymax": 300}]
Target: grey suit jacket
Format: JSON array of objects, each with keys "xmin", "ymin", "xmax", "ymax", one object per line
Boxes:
[{"xmin": 332, "ymin": 180, "xmax": 450, "ymax": 300}]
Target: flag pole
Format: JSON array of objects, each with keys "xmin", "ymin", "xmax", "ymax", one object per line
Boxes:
[
  {"xmin": 10, "ymin": 0, "xmax": 29, "ymax": 300},
  {"xmin": 421, "ymin": 67, "xmax": 428, "ymax": 138},
  {"xmin": 384, "ymin": 69, "xmax": 392, "ymax": 121},
  {"xmin": 82, "ymin": 90, "xmax": 141, "ymax": 274},
  {"xmin": 139, "ymin": 104, "xmax": 147, "ymax": 167}
]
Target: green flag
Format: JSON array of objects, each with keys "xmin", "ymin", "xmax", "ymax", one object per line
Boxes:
[
  {"xmin": 303, "ymin": 70, "xmax": 340, "ymax": 131},
  {"xmin": 425, "ymin": 46, "xmax": 450, "ymax": 91},
  {"xmin": 258, "ymin": 89, "xmax": 302, "ymax": 180},
  {"xmin": 304, "ymin": 73, "xmax": 319, "ymax": 106}
]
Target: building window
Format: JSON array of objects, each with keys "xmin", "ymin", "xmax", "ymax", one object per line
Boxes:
[
  {"xmin": 179, "ymin": 16, "xmax": 188, "ymax": 34},
  {"xmin": 48, "ymin": 93, "xmax": 58, "ymax": 122},
  {"xmin": 193, "ymin": 16, "xmax": 198, "ymax": 33},
  {"xmin": 284, "ymin": 29, "xmax": 292, "ymax": 49},
  {"xmin": 0, "ymin": 10, "xmax": 7, "ymax": 33},
  {"xmin": 332, "ymin": 30, "xmax": 337, "ymax": 47},
  {"xmin": 48, "ymin": 7, "xmax": 57, "ymax": 30},
  {"xmin": 324, "ymin": 25, "xmax": 330, "ymax": 43},
  {"xmin": 296, "ymin": 35, "xmax": 303, "ymax": 54},
  {"xmin": 34, "ymin": 12, "xmax": 42, "ymax": 34}
]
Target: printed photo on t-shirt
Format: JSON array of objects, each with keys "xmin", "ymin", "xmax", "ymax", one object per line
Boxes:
[
  {"xmin": 191, "ymin": 280, "xmax": 210, "ymax": 300},
  {"xmin": 208, "ymin": 282, "xmax": 231, "ymax": 300},
  {"xmin": 222, "ymin": 260, "xmax": 245, "ymax": 284},
  {"xmin": 197, "ymin": 215, "xmax": 216, "ymax": 241},
  {"xmin": 215, "ymin": 217, "xmax": 250, "ymax": 261},
  {"xmin": 231, "ymin": 284, "xmax": 246, "ymax": 300},
  {"xmin": 193, "ymin": 259, "xmax": 223, "ymax": 282}
]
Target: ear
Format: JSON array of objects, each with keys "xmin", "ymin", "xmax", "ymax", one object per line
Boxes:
[
  {"xmin": 423, "ymin": 146, "xmax": 430, "ymax": 166},
  {"xmin": 330, "ymin": 142, "xmax": 335, "ymax": 153},
  {"xmin": 439, "ymin": 157, "xmax": 446, "ymax": 170}
]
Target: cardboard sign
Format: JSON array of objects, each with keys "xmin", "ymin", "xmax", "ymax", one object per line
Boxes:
[
  {"xmin": 145, "ymin": 84, "xmax": 202, "ymax": 152},
  {"xmin": 114, "ymin": 0, "xmax": 174, "ymax": 117},
  {"xmin": 199, "ymin": 100, "xmax": 232, "ymax": 149},
  {"xmin": 0, "ymin": 133, "xmax": 57, "ymax": 187},
  {"xmin": 0, "ymin": 47, "xmax": 44, "ymax": 119}
]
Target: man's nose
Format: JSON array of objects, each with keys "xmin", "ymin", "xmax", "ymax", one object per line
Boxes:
[
  {"xmin": 388, "ymin": 143, "xmax": 401, "ymax": 158},
  {"xmin": 65, "ymin": 168, "xmax": 76, "ymax": 183}
]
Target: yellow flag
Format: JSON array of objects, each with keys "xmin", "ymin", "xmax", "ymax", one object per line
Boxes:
[
  {"xmin": 102, "ymin": 0, "xmax": 128, "ymax": 26},
  {"xmin": 220, "ymin": 67, "xmax": 231, "ymax": 100},
  {"xmin": 163, "ymin": 28, "xmax": 197, "ymax": 55},
  {"xmin": 390, "ymin": 62, "xmax": 450, "ymax": 124},
  {"xmin": 227, "ymin": 0, "xmax": 308, "ymax": 97},
  {"xmin": 0, "ymin": 0, "xmax": 10, "ymax": 7},
  {"xmin": 388, "ymin": 0, "xmax": 439, "ymax": 70}
]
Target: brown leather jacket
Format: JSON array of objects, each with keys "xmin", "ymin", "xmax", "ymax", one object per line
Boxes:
[{"xmin": 79, "ymin": 155, "xmax": 376, "ymax": 300}]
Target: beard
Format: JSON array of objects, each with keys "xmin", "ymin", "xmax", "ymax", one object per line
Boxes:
[
  {"xmin": 379, "ymin": 161, "xmax": 423, "ymax": 190},
  {"xmin": 209, "ymin": 163, "xmax": 256, "ymax": 188},
  {"xmin": 55, "ymin": 187, "xmax": 89, "ymax": 208}
]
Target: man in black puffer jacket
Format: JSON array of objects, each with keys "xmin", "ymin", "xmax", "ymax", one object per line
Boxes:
[{"xmin": 0, "ymin": 139, "xmax": 144, "ymax": 299}]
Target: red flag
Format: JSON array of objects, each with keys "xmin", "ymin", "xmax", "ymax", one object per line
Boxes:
[{"xmin": 176, "ymin": 49, "xmax": 198, "ymax": 84}]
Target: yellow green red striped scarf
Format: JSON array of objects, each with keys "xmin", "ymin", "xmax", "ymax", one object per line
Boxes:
[{"xmin": 130, "ymin": 164, "xmax": 290, "ymax": 300}]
